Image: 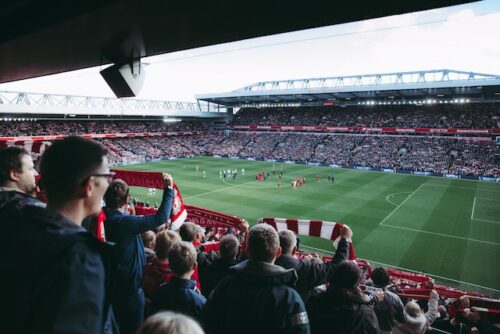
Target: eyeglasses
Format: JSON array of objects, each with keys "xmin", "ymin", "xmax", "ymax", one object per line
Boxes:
[{"xmin": 90, "ymin": 172, "xmax": 115, "ymax": 183}]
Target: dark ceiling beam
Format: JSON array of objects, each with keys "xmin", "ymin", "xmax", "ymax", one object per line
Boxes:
[{"xmin": 0, "ymin": 0, "xmax": 477, "ymax": 84}]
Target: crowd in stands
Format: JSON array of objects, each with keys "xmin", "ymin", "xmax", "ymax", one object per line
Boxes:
[
  {"xmin": 230, "ymin": 104, "xmax": 500, "ymax": 129},
  {"xmin": 100, "ymin": 132, "xmax": 499, "ymax": 177},
  {"xmin": 0, "ymin": 120, "xmax": 205, "ymax": 136},
  {"xmin": 1, "ymin": 140, "xmax": 499, "ymax": 334}
]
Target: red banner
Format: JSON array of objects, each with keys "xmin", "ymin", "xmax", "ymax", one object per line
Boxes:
[
  {"xmin": 134, "ymin": 204, "xmax": 245, "ymax": 231},
  {"xmin": 0, "ymin": 131, "xmax": 204, "ymax": 143},
  {"xmin": 226, "ymin": 125, "xmax": 497, "ymax": 136},
  {"xmin": 111, "ymin": 169, "xmax": 164, "ymax": 189},
  {"xmin": 186, "ymin": 205, "xmax": 244, "ymax": 230}
]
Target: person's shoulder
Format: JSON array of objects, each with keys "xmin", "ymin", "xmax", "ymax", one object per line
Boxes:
[
  {"xmin": 211, "ymin": 272, "xmax": 237, "ymax": 294},
  {"xmin": 383, "ymin": 289, "xmax": 401, "ymax": 301},
  {"xmin": 189, "ymin": 288, "xmax": 207, "ymax": 303}
]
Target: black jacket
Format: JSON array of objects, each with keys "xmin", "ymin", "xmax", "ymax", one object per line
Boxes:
[
  {"xmin": 203, "ymin": 260, "xmax": 311, "ymax": 334},
  {"xmin": 150, "ymin": 276, "xmax": 207, "ymax": 321},
  {"xmin": 308, "ymin": 289, "xmax": 379, "ymax": 334},
  {"xmin": 0, "ymin": 199, "xmax": 116, "ymax": 334},
  {"xmin": 200, "ymin": 256, "xmax": 240, "ymax": 298},
  {"xmin": 0, "ymin": 188, "xmax": 39, "ymax": 210},
  {"xmin": 275, "ymin": 237, "xmax": 349, "ymax": 302}
]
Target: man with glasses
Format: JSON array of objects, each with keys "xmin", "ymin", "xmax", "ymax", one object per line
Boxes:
[
  {"xmin": 0, "ymin": 136, "xmax": 117, "ymax": 334},
  {"xmin": 103, "ymin": 174, "xmax": 174, "ymax": 334}
]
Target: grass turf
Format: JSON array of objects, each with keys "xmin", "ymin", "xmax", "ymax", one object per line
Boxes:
[{"xmin": 114, "ymin": 156, "xmax": 500, "ymax": 296}]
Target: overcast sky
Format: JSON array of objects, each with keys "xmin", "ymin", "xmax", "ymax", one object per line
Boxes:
[{"xmin": 1, "ymin": 1, "xmax": 499, "ymax": 102}]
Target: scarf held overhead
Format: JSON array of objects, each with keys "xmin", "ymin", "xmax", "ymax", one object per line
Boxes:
[
  {"xmin": 258, "ymin": 217, "xmax": 356, "ymax": 260},
  {"xmin": 111, "ymin": 169, "xmax": 187, "ymax": 229}
]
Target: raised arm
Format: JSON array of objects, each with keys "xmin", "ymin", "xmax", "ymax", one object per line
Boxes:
[{"xmin": 120, "ymin": 173, "xmax": 175, "ymax": 235}]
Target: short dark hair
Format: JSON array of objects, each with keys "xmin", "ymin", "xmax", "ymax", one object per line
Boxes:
[
  {"xmin": 331, "ymin": 260, "xmax": 361, "ymax": 289},
  {"xmin": 179, "ymin": 222, "xmax": 197, "ymax": 242},
  {"xmin": 219, "ymin": 234, "xmax": 239, "ymax": 260},
  {"xmin": 104, "ymin": 179, "xmax": 129, "ymax": 209},
  {"xmin": 247, "ymin": 224, "xmax": 279, "ymax": 263},
  {"xmin": 371, "ymin": 267, "xmax": 390, "ymax": 288},
  {"xmin": 0, "ymin": 146, "xmax": 28, "ymax": 186},
  {"xmin": 40, "ymin": 137, "xmax": 108, "ymax": 202},
  {"xmin": 155, "ymin": 230, "xmax": 181, "ymax": 260},
  {"xmin": 278, "ymin": 230, "xmax": 296, "ymax": 255},
  {"xmin": 168, "ymin": 241, "xmax": 196, "ymax": 276}
]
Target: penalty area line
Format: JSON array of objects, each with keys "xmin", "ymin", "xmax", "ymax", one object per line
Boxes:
[{"xmin": 379, "ymin": 224, "xmax": 499, "ymax": 246}]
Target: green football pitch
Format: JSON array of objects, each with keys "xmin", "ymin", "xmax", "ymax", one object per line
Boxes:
[{"xmin": 114, "ymin": 156, "xmax": 500, "ymax": 296}]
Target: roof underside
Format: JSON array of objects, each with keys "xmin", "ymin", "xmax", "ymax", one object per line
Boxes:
[
  {"xmin": 196, "ymin": 70, "xmax": 500, "ymax": 106},
  {"xmin": 0, "ymin": 0, "xmax": 476, "ymax": 84}
]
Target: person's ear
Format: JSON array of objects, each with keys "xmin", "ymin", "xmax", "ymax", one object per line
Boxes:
[
  {"xmin": 192, "ymin": 261, "xmax": 198, "ymax": 271},
  {"xmin": 9, "ymin": 169, "xmax": 20, "ymax": 182},
  {"xmin": 276, "ymin": 246, "xmax": 282, "ymax": 258},
  {"xmin": 292, "ymin": 245, "xmax": 297, "ymax": 255},
  {"xmin": 82, "ymin": 176, "xmax": 95, "ymax": 198}
]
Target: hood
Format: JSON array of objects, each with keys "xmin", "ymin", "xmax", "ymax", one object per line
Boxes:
[{"xmin": 230, "ymin": 259, "xmax": 298, "ymax": 286}]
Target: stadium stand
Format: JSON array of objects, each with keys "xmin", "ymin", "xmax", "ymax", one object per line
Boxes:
[
  {"xmin": 230, "ymin": 104, "xmax": 500, "ymax": 129},
  {"xmin": 0, "ymin": 120, "xmax": 205, "ymax": 136},
  {"xmin": 95, "ymin": 132, "xmax": 498, "ymax": 177}
]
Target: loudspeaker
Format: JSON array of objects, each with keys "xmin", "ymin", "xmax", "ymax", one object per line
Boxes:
[{"xmin": 100, "ymin": 60, "xmax": 145, "ymax": 98}]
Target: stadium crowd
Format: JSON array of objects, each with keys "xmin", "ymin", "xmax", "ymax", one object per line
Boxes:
[
  {"xmin": 1, "ymin": 139, "xmax": 499, "ymax": 334},
  {"xmin": 0, "ymin": 120, "xmax": 205, "ymax": 136},
  {"xmin": 230, "ymin": 104, "xmax": 500, "ymax": 129},
  {"xmin": 98, "ymin": 133, "xmax": 499, "ymax": 177}
]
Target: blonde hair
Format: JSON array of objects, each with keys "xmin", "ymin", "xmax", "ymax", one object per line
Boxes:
[
  {"xmin": 155, "ymin": 231, "xmax": 181, "ymax": 260},
  {"xmin": 137, "ymin": 312, "xmax": 204, "ymax": 334},
  {"xmin": 169, "ymin": 241, "xmax": 197, "ymax": 276}
]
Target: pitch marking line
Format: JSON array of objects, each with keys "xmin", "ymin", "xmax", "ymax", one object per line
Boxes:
[
  {"xmin": 379, "ymin": 224, "xmax": 499, "ymax": 246},
  {"xmin": 475, "ymin": 197, "xmax": 500, "ymax": 202},
  {"xmin": 471, "ymin": 197, "xmax": 500, "ymax": 225},
  {"xmin": 473, "ymin": 218, "xmax": 500, "ymax": 225},
  {"xmin": 379, "ymin": 183, "xmax": 426, "ymax": 225},
  {"xmin": 424, "ymin": 183, "xmax": 500, "ymax": 193},
  {"xmin": 471, "ymin": 197, "xmax": 477, "ymax": 221},
  {"xmin": 299, "ymin": 245, "xmax": 500, "ymax": 293},
  {"xmin": 385, "ymin": 192, "xmax": 412, "ymax": 207},
  {"xmin": 184, "ymin": 179, "xmax": 258, "ymax": 200}
]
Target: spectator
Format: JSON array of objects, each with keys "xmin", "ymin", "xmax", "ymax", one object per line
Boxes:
[
  {"xmin": 370, "ymin": 267, "xmax": 406, "ymax": 334},
  {"xmin": 393, "ymin": 289, "xmax": 440, "ymax": 334},
  {"xmin": 0, "ymin": 146, "xmax": 39, "ymax": 208},
  {"xmin": 104, "ymin": 175, "xmax": 174, "ymax": 334},
  {"xmin": 200, "ymin": 234, "xmax": 241, "ymax": 297},
  {"xmin": 275, "ymin": 227, "xmax": 350, "ymax": 303},
  {"xmin": 0, "ymin": 136, "xmax": 116, "ymax": 333},
  {"xmin": 204, "ymin": 224, "xmax": 310, "ymax": 334},
  {"xmin": 308, "ymin": 260, "xmax": 380, "ymax": 334},
  {"xmin": 178, "ymin": 222, "xmax": 207, "ymax": 290},
  {"xmin": 142, "ymin": 230, "xmax": 157, "ymax": 263},
  {"xmin": 136, "ymin": 311, "xmax": 204, "ymax": 334},
  {"xmin": 142, "ymin": 230, "xmax": 181, "ymax": 300},
  {"xmin": 179, "ymin": 222, "xmax": 197, "ymax": 242},
  {"xmin": 150, "ymin": 241, "xmax": 207, "ymax": 321}
]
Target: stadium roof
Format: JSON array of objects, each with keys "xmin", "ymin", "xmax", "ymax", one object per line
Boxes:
[
  {"xmin": 0, "ymin": 0, "xmax": 475, "ymax": 84},
  {"xmin": 196, "ymin": 69, "xmax": 500, "ymax": 107}
]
